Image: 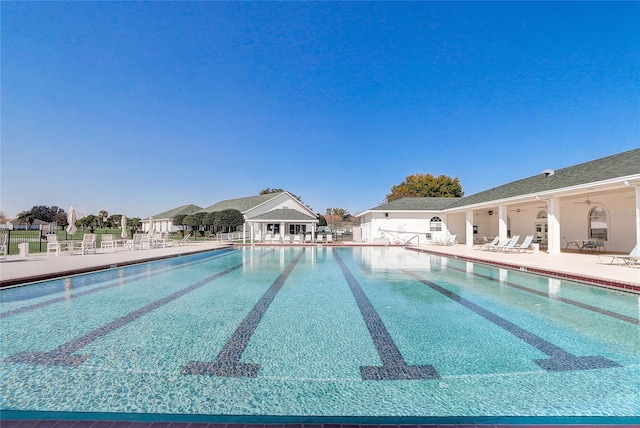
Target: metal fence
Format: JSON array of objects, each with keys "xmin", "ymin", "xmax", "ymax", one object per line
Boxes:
[{"xmin": 0, "ymin": 229, "xmax": 123, "ymax": 255}]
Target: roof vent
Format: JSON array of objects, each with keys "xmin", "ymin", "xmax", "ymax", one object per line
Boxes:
[{"xmin": 542, "ymin": 169, "xmax": 554, "ymax": 178}]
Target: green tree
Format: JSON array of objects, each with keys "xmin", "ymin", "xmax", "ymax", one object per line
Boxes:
[
  {"xmin": 217, "ymin": 209, "xmax": 243, "ymax": 233},
  {"xmin": 173, "ymin": 214, "xmax": 187, "ymax": 236},
  {"xmin": 16, "ymin": 210, "xmax": 35, "ymax": 229},
  {"xmin": 386, "ymin": 174, "xmax": 464, "ymax": 202},
  {"xmin": 203, "ymin": 212, "xmax": 219, "ymax": 234}
]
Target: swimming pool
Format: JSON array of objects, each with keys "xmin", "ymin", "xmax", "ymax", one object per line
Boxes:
[{"xmin": 1, "ymin": 246, "xmax": 639, "ymax": 422}]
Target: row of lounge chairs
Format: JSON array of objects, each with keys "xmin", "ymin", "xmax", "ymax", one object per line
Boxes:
[
  {"xmin": 255, "ymin": 233, "xmax": 333, "ymax": 244},
  {"xmin": 479, "ymin": 235, "xmax": 535, "ymax": 253},
  {"xmin": 45, "ymin": 232, "xmax": 192, "ymax": 255}
]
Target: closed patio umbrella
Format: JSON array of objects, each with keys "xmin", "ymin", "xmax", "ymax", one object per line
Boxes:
[
  {"xmin": 120, "ymin": 215, "xmax": 128, "ymax": 239},
  {"xmin": 66, "ymin": 206, "xmax": 77, "ymax": 236},
  {"xmin": 148, "ymin": 217, "xmax": 154, "ymax": 234}
]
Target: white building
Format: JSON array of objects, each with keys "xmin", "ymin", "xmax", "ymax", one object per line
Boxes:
[
  {"xmin": 357, "ymin": 148, "xmax": 640, "ymax": 254},
  {"xmin": 197, "ymin": 192, "xmax": 318, "ymax": 242}
]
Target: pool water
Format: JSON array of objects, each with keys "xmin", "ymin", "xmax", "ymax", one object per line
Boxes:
[{"xmin": 1, "ymin": 246, "xmax": 639, "ymax": 419}]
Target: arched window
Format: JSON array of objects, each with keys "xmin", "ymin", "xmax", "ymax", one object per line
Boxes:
[
  {"xmin": 537, "ymin": 211, "xmax": 547, "ymax": 219},
  {"xmin": 430, "ymin": 216, "xmax": 442, "ymax": 232},
  {"xmin": 588, "ymin": 207, "xmax": 608, "ymax": 240}
]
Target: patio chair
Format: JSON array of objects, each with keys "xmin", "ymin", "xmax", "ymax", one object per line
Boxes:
[
  {"xmin": 563, "ymin": 237, "xmax": 581, "ymax": 252},
  {"xmin": 73, "ymin": 233, "xmax": 96, "ymax": 255},
  {"xmin": 606, "ymin": 244, "xmax": 640, "ymax": 266},
  {"xmin": 100, "ymin": 234, "xmax": 116, "ymax": 253},
  {"xmin": 326, "ymin": 234, "xmax": 333, "ymax": 243},
  {"xmin": 272, "ymin": 233, "xmax": 281, "ymax": 243},
  {"xmin": 317, "ymin": 234, "xmax": 325, "ymax": 243},
  {"xmin": 254, "ymin": 232, "xmax": 262, "ymax": 243},
  {"xmin": 510, "ymin": 235, "xmax": 535, "ymax": 253},
  {"xmin": 176, "ymin": 232, "xmax": 192, "ymax": 246},
  {"xmin": 582, "ymin": 238, "xmax": 606, "ymax": 252},
  {"xmin": 0, "ymin": 233, "xmax": 7, "ymax": 262},
  {"xmin": 305, "ymin": 234, "xmax": 312, "ymax": 243},
  {"xmin": 46, "ymin": 234, "xmax": 69, "ymax": 256},
  {"xmin": 264, "ymin": 233, "xmax": 272, "ymax": 243},
  {"xmin": 293, "ymin": 235, "xmax": 302, "ymax": 244}
]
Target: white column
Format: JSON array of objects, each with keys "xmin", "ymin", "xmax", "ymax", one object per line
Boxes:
[
  {"xmin": 548, "ymin": 197, "xmax": 561, "ymax": 255},
  {"xmin": 498, "ymin": 205, "xmax": 508, "ymax": 239},
  {"xmin": 465, "ymin": 210, "xmax": 474, "ymax": 247}
]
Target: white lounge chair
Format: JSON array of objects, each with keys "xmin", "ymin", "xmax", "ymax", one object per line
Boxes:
[
  {"xmin": 272, "ymin": 233, "xmax": 281, "ymax": 243},
  {"xmin": 305, "ymin": 234, "xmax": 312, "ymax": 243},
  {"xmin": 495, "ymin": 235, "xmax": 520, "ymax": 252},
  {"xmin": 480, "ymin": 237, "xmax": 500, "ymax": 251},
  {"xmin": 607, "ymin": 244, "xmax": 640, "ymax": 266},
  {"xmin": 293, "ymin": 235, "xmax": 302, "ymax": 244},
  {"xmin": 317, "ymin": 234, "xmax": 325, "ymax": 243},
  {"xmin": 486, "ymin": 237, "xmax": 510, "ymax": 251},
  {"xmin": 254, "ymin": 232, "xmax": 262, "ymax": 243},
  {"xmin": 326, "ymin": 234, "xmax": 333, "ymax": 243},
  {"xmin": 510, "ymin": 235, "xmax": 535, "ymax": 253},
  {"xmin": 264, "ymin": 233, "xmax": 272, "ymax": 243}
]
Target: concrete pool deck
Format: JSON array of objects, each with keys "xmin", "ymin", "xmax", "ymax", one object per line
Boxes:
[{"xmin": 0, "ymin": 241, "xmax": 638, "ymax": 292}]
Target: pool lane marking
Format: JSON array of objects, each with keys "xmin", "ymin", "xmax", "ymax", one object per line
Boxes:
[
  {"xmin": 4, "ymin": 262, "xmax": 246, "ymax": 367},
  {"xmin": 182, "ymin": 249, "xmax": 306, "ymax": 378},
  {"xmin": 1, "ymin": 250, "xmax": 239, "ymax": 319},
  {"xmin": 403, "ymin": 270, "xmax": 622, "ymax": 372},
  {"xmin": 446, "ymin": 265, "xmax": 639, "ymax": 325},
  {"xmin": 333, "ymin": 249, "xmax": 440, "ymax": 381}
]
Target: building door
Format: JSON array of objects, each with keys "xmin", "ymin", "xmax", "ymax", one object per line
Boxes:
[{"xmin": 535, "ymin": 210, "xmax": 548, "ymax": 245}]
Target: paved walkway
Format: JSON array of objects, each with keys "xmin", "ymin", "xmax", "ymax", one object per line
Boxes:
[{"xmin": 1, "ymin": 241, "xmax": 638, "ymax": 292}]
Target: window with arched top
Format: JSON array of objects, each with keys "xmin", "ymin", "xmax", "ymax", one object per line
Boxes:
[
  {"xmin": 537, "ymin": 210, "xmax": 547, "ymax": 219},
  {"xmin": 588, "ymin": 207, "xmax": 608, "ymax": 240},
  {"xmin": 430, "ymin": 216, "xmax": 442, "ymax": 232}
]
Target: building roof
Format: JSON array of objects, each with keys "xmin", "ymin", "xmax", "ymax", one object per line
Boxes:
[
  {"xmin": 199, "ymin": 193, "xmax": 285, "ymax": 213},
  {"xmin": 249, "ymin": 208, "xmax": 318, "ymax": 222},
  {"xmin": 445, "ymin": 148, "xmax": 640, "ymax": 209},
  {"xmin": 361, "ymin": 148, "xmax": 640, "ymax": 215},
  {"xmin": 149, "ymin": 204, "xmax": 202, "ymax": 220},
  {"xmin": 368, "ymin": 197, "xmax": 460, "ymax": 211}
]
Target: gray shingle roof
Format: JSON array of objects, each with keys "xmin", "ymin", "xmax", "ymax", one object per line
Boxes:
[
  {"xmin": 446, "ymin": 148, "xmax": 640, "ymax": 208},
  {"xmin": 199, "ymin": 193, "xmax": 284, "ymax": 213},
  {"xmin": 364, "ymin": 149, "xmax": 640, "ymax": 213},
  {"xmin": 249, "ymin": 208, "xmax": 318, "ymax": 221},
  {"xmin": 369, "ymin": 197, "xmax": 460, "ymax": 211},
  {"xmin": 150, "ymin": 204, "xmax": 202, "ymax": 220}
]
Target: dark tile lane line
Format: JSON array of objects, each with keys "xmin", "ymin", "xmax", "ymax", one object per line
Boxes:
[
  {"xmin": 403, "ymin": 270, "xmax": 621, "ymax": 372},
  {"xmin": 182, "ymin": 249, "xmax": 306, "ymax": 377},
  {"xmin": 446, "ymin": 264, "xmax": 639, "ymax": 325},
  {"xmin": 4, "ymin": 263, "xmax": 245, "ymax": 367},
  {"xmin": 1, "ymin": 250, "xmax": 238, "ymax": 319},
  {"xmin": 333, "ymin": 249, "xmax": 440, "ymax": 381}
]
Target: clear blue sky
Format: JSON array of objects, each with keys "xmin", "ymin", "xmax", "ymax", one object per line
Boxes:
[{"xmin": 2, "ymin": 1, "xmax": 639, "ymax": 220}]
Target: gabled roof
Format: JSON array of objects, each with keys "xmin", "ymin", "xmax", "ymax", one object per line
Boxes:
[
  {"xmin": 368, "ymin": 197, "xmax": 460, "ymax": 211},
  {"xmin": 360, "ymin": 149, "xmax": 639, "ymax": 215},
  {"xmin": 150, "ymin": 204, "xmax": 202, "ymax": 220},
  {"xmin": 199, "ymin": 192, "xmax": 285, "ymax": 213},
  {"xmin": 249, "ymin": 208, "xmax": 318, "ymax": 222},
  {"xmin": 445, "ymin": 148, "xmax": 640, "ymax": 209}
]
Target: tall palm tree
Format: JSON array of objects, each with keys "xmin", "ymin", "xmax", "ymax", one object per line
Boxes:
[{"xmin": 16, "ymin": 210, "xmax": 35, "ymax": 230}]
